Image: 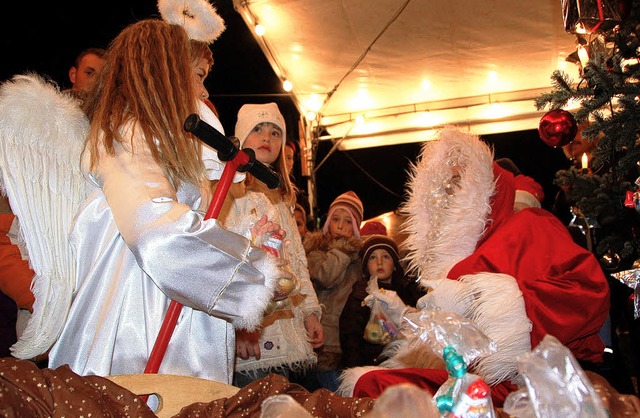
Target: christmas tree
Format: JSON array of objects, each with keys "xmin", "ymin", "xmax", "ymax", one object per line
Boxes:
[
  {"xmin": 535, "ymin": 0, "xmax": 640, "ymax": 271},
  {"xmin": 537, "ymin": 1, "xmax": 639, "ymax": 396}
]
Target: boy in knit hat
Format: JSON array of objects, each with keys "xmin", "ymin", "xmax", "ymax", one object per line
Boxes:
[
  {"xmin": 339, "ymin": 234, "xmax": 424, "ymax": 369},
  {"xmin": 301, "ymin": 191, "xmax": 364, "ymax": 391}
]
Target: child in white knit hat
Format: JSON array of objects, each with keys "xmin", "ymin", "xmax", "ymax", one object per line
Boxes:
[{"xmin": 221, "ymin": 102, "xmax": 324, "ymax": 387}]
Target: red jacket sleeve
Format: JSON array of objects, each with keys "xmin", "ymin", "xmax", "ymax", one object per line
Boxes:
[{"xmin": 0, "ymin": 214, "xmax": 35, "ymax": 311}]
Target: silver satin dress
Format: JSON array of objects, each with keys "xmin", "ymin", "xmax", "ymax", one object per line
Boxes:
[{"xmin": 48, "ymin": 122, "xmax": 277, "ymax": 383}]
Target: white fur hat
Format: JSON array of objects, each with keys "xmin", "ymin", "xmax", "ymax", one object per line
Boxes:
[{"xmin": 234, "ymin": 103, "xmax": 286, "ymax": 149}]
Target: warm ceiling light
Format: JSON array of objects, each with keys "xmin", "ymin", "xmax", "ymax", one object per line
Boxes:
[
  {"xmin": 306, "ymin": 111, "xmax": 317, "ymax": 121},
  {"xmin": 282, "ymin": 79, "xmax": 293, "ymax": 92},
  {"xmin": 255, "ymin": 24, "xmax": 266, "ymax": 36}
]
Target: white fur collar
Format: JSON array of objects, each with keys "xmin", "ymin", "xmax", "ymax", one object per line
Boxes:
[{"xmin": 401, "ymin": 129, "xmax": 496, "ymax": 286}]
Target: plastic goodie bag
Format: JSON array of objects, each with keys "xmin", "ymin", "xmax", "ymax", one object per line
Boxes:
[
  {"xmin": 260, "ymin": 236, "xmax": 301, "ymax": 316},
  {"xmin": 502, "ymin": 334, "xmax": 609, "ymax": 418},
  {"xmin": 363, "ymin": 276, "xmax": 400, "ymax": 345},
  {"xmin": 403, "ymin": 309, "xmax": 498, "ymax": 417}
]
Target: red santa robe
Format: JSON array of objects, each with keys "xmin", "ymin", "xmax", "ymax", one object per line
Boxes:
[{"xmin": 351, "ymin": 131, "xmax": 609, "ymax": 406}]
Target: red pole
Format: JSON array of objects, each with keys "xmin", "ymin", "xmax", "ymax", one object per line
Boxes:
[{"xmin": 144, "ymin": 152, "xmax": 250, "ymax": 374}]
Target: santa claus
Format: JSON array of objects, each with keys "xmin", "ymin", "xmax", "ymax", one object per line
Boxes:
[{"xmin": 338, "ymin": 128, "xmax": 610, "ymax": 407}]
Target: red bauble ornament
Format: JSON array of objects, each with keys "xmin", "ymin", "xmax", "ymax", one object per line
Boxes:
[{"xmin": 538, "ymin": 109, "xmax": 578, "ymax": 147}]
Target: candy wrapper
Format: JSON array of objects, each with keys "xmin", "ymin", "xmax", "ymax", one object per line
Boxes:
[
  {"xmin": 502, "ymin": 335, "xmax": 608, "ymax": 418},
  {"xmin": 365, "ymin": 384, "xmax": 440, "ymax": 418},
  {"xmin": 403, "ymin": 309, "xmax": 498, "ymax": 417},
  {"xmin": 610, "ymin": 268, "xmax": 640, "ymax": 319},
  {"xmin": 260, "ymin": 394, "xmax": 312, "ymax": 417}
]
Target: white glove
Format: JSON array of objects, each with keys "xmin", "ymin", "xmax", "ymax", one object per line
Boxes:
[
  {"xmin": 364, "ymin": 289, "xmax": 409, "ymax": 327},
  {"xmin": 416, "ymin": 279, "xmax": 472, "ymax": 316}
]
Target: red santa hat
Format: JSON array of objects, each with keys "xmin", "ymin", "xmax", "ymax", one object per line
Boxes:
[{"xmin": 514, "ymin": 174, "xmax": 544, "ymax": 209}]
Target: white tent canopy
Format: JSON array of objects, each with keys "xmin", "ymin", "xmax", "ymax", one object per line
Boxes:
[{"xmin": 233, "ymin": 0, "xmax": 580, "ymax": 154}]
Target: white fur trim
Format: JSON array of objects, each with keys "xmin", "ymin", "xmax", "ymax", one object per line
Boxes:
[
  {"xmin": 400, "ymin": 129, "xmax": 495, "ymax": 284},
  {"xmin": 337, "ymin": 335, "xmax": 446, "ymax": 396},
  {"xmin": 232, "ymin": 250, "xmax": 280, "ymax": 330},
  {"xmin": 456, "ymin": 273, "xmax": 532, "ymax": 385},
  {"xmin": 515, "ymin": 190, "xmax": 541, "ymax": 209},
  {"xmin": 158, "ymin": 0, "xmax": 226, "ymax": 44},
  {"xmin": 337, "ymin": 365, "xmax": 386, "ymax": 397}
]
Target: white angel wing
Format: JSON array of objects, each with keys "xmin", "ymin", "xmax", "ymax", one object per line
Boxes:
[{"xmin": 0, "ymin": 73, "xmax": 88, "ymax": 359}]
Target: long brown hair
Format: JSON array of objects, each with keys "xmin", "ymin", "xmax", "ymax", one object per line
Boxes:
[{"xmin": 82, "ymin": 19, "xmax": 204, "ymax": 188}]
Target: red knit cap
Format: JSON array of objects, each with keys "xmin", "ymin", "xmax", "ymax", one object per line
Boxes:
[
  {"xmin": 360, "ymin": 221, "xmax": 387, "ymax": 237},
  {"xmin": 322, "ymin": 191, "xmax": 364, "ymax": 238}
]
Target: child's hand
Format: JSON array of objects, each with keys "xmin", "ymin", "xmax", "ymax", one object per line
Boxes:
[
  {"xmin": 250, "ymin": 214, "xmax": 286, "ymax": 244},
  {"xmin": 364, "ymin": 289, "xmax": 408, "ymax": 327},
  {"xmin": 235, "ymin": 329, "xmax": 262, "ymax": 360},
  {"xmin": 304, "ymin": 313, "xmax": 324, "ymax": 348}
]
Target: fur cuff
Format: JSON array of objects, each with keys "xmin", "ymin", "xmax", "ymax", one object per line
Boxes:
[
  {"xmin": 330, "ymin": 236, "xmax": 362, "ymax": 257},
  {"xmin": 231, "ymin": 251, "xmax": 279, "ymax": 331},
  {"xmin": 338, "ymin": 366, "xmax": 385, "ymax": 397},
  {"xmin": 458, "ymin": 272, "xmax": 532, "ymax": 385}
]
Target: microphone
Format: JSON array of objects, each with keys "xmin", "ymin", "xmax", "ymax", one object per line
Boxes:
[{"xmin": 184, "ymin": 113, "xmax": 281, "ymax": 189}]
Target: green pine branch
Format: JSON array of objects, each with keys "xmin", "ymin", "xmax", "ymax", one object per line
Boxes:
[{"xmin": 540, "ymin": 6, "xmax": 640, "ymax": 267}]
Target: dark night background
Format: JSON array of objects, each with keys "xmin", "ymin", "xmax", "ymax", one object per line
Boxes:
[{"xmin": 0, "ymin": 1, "xmax": 571, "ymax": 221}]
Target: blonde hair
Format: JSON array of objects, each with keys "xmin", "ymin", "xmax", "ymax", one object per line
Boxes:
[{"xmin": 82, "ymin": 19, "xmax": 204, "ymax": 188}]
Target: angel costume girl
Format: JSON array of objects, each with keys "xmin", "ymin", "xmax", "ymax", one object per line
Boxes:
[{"xmin": 47, "ymin": 19, "xmax": 281, "ymax": 384}]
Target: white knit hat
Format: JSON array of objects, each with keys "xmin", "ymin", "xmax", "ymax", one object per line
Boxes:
[{"xmin": 234, "ymin": 103, "xmax": 286, "ymax": 149}]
